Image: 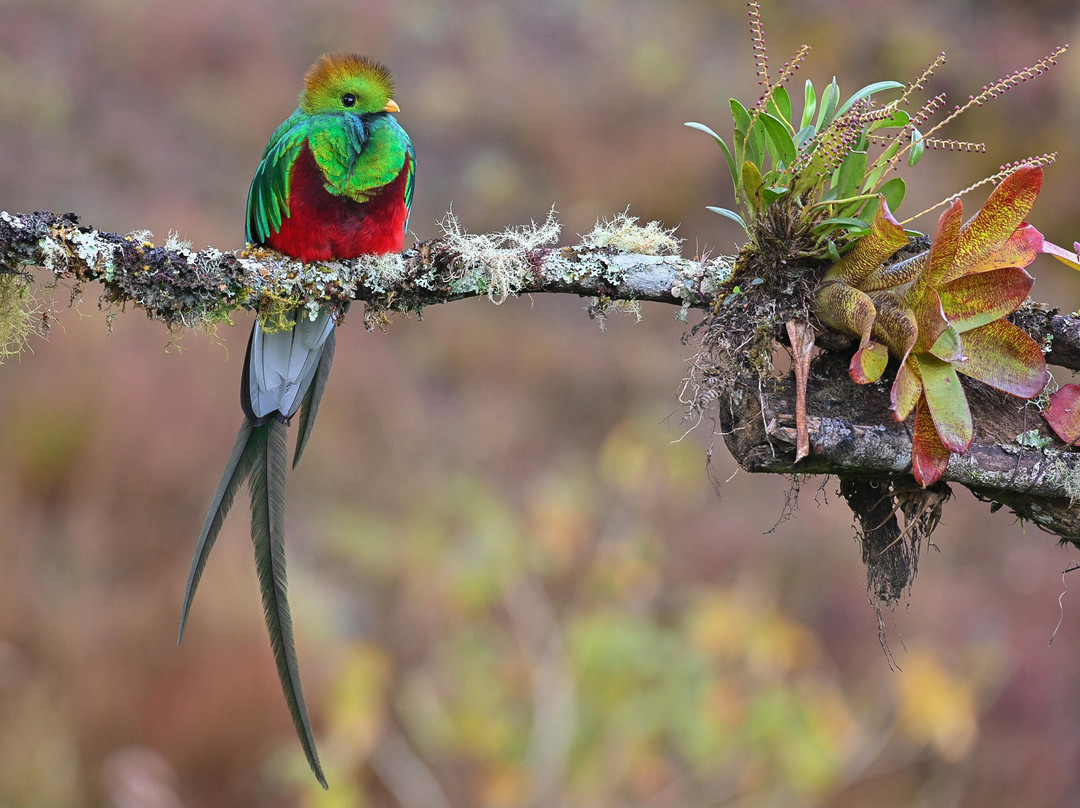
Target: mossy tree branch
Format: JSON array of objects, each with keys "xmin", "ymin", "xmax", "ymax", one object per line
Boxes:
[
  {"xmin": 1, "ymin": 209, "xmax": 1078, "ymax": 543},
  {"xmin": 0, "ymin": 210, "xmax": 723, "ymax": 329}
]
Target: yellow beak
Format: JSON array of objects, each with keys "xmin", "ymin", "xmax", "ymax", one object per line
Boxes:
[{"xmin": 383, "ymin": 98, "xmax": 401, "ymax": 113}]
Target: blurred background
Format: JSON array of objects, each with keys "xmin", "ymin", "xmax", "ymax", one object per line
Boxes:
[{"xmin": 3, "ymin": 0, "xmax": 1080, "ymax": 805}]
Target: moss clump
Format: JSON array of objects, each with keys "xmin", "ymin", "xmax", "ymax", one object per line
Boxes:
[{"xmin": 0, "ymin": 273, "xmax": 37, "ymax": 362}]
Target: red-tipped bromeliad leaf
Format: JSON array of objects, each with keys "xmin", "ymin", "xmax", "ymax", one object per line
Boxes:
[
  {"xmin": 928, "ymin": 326, "xmax": 963, "ymax": 363},
  {"xmin": 912, "ymin": 397, "xmax": 952, "ymax": 487},
  {"xmin": 869, "ymin": 290, "xmax": 919, "ymax": 365},
  {"xmin": 1042, "ymin": 384, "xmax": 1080, "ymax": 445},
  {"xmin": 891, "ymin": 356, "xmax": 923, "ymax": 422},
  {"xmin": 937, "ymin": 267, "xmax": 1035, "ymax": 332},
  {"xmin": 821, "ymin": 196, "xmax": 910, "ymax": 287},
  {"xmin": 814, "ymin": 281, "xmax": 888, "ymax": 384},
  {"xmin": 945, "ymin": 166, "xmax": 1043, "ymax": 283},
  {"xmin": 851, "ymin": 340, "xmax": 889, "ymax": 385},
  {"xmin": 910, "ymin": 199, "xmax": 963, "ymax": 297}
]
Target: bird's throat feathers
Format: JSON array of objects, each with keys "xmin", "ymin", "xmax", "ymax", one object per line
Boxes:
[{"xmin": 308, "ymin": 115, "xmax": 410, "ymax": 203}]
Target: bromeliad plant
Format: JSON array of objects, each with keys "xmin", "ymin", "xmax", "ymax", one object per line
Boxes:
[
  {"xmin": 688, "ymin": 2, "xmax": 1080, "ymax": 488},
  {"xmin": 814, "ymin": 166, "xmax": 1051, "ymax": 486}
]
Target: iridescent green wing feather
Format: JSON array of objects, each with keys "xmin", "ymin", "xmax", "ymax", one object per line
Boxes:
[
  {"xmin": 402, "ymin": 134, "xmax": 416, "ymax": 231},
  {"xmin": 246, "ymin": 110, "xmax": 311, "ymax": 245}
]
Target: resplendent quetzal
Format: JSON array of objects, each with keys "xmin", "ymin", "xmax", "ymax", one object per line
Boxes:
[{"xmin": 177, "ymin": 53, "xmax": 414, "ymax": 788}]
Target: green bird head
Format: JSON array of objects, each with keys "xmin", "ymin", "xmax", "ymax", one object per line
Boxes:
[{"xmin": 299, "ymin": 52, "xmax": 400, "ymax": 117}]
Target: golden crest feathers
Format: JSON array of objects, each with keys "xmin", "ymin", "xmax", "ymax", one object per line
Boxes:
[{"xmin": 302, "ymin": 52, "xmax": 394, "ymax": 101}]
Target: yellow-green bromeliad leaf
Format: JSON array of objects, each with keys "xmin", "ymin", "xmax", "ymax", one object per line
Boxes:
[{"xmin": 916, "ymin": 354, "xmax": 972, "ymax": 454}]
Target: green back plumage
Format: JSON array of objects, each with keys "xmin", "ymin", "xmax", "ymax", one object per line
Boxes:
[{"xmin": 245, "ymin": 54, "xmax": 414, "ymax": 245}]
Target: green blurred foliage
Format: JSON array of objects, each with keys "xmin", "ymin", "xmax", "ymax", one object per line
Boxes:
[{"xmin": 2, "ymin": 0, "xmax": 1080, "ymax": 806}]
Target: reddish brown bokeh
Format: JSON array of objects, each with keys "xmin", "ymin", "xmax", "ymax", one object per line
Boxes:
[{"xmin": 2, "ymin": 1, "xmax": 1080, "ymax": 805}]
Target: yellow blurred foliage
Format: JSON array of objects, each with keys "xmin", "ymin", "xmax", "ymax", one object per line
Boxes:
[{"xmin": 895, "ymin": 650, "xmax": 979, "ymax": 761}]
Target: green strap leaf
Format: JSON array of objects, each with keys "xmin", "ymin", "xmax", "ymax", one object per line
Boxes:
[
  {"xmin": 730, "ymin": 98, "xmax": 765, "ymax": 168},
  {"xmin": 908, "ymin": 126, "xmax": 925, "ymax": 167},
  {"xmin": 868, "ymin": 108, "xmax": 911, "ymax": 134},
  {"xmin": 759, "ymin": 111, "xmax": 797, "ymax": 167},
  {"xmin": 767, "ymin": 85, "xmax": 793, "ymax": 127},
  {"xmin": 741, "ymin": 161, "xmax": 764, "ymax": 212},
  {"xmin": 706, "ymin": 206, "xmax": 749, "ymax": 233},
  {"xmin": 833, "ymin": 150, "xmax": 868, "ymax": 200},
  {"xmin": 878, "ymin": 177, "xmax": 906, "ymax": 215},
  {"xmin": 863, "ymin": 140, "xmax": 901, "ymax": 192},
  {"xmin": 835, "ymin": 80, "xmax": 906, "ymax": 118},
  {"xmin": 814, "ymin": 79, "xmax": 841, "ymax": 131},
  {"xmin": 813, "ymin": 217, "xmax": 870, "ymax": 233},
  {"xmin": 685, "ymin": 122, "xmax": 739, "ymax": 193},
  {"xmin": 800, "ymin": 79, "xmax": 817, "ymax": 130}
]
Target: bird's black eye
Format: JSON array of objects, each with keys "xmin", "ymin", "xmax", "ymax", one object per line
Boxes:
[{"xmin": 341, "ymin": 93, "xmax": 357, "ymax": 108}]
